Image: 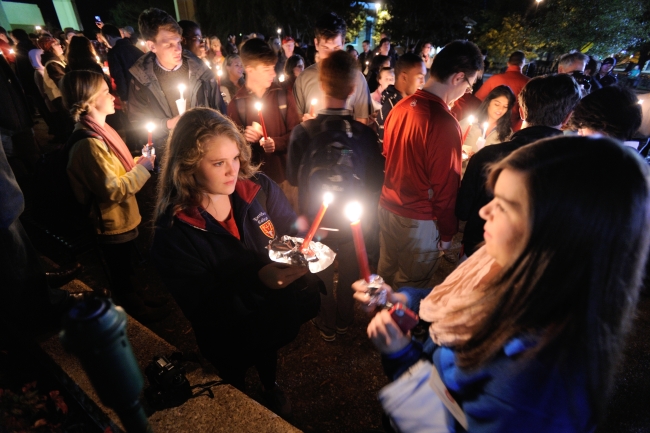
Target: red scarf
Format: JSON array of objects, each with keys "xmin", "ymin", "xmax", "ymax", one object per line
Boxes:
[{"xmin": 80, "ymin": 115, "xmax": 135, "ymax": 172}]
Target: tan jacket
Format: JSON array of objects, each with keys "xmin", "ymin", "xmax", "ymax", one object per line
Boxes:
[{"xmin": 67, "ymin": 125, "xmax": 150, "ymax": 235}]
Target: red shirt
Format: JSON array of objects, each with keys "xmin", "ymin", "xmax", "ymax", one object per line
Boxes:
[
  {"xmin": 475, "ymin": 65, "xmax": 530, "ymax": 131},
  {"xmin": 380, "ymin": 90, "xmax": 461, "ymax": 241}
]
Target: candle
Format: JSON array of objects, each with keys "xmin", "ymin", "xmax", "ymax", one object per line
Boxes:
[
  {"xmin": 9, "ymin": 49, "xmax": 14, "ymax": 55},
  {"xmin": 254, "ymin": 102, "xmax": 268, "ymax": 139},
  {"xmin": 146, "ymin": 122, "xmax": 155, "ymax": 146},
  {"xmin": 345, "ymin": 202, "xmax": 371, "ymax": 282},
  {"xmin": 482, "ymin": 121, "xmax": 489, "ymax": 139},
  {"xmin": 95, "ymin": 55, "xmax": 100, "ymax": 64},
  {"xmin": 461, "ymin": 115, "xmax": 475, "ymax": 143},
  {"xmin": 279, "ymin": 74, "xmax": 285, "ymax": 83},
  {"xmin": 35, "ymin": 26, "xmax": 41, "ymax": 31},
  {"xmin": 216, "ymin": 68, "xmax": 222, "ymax": 85},
  {"xmin": 178, "ymin": 83, "xmax": 186, "ymax": 101},
  {"xmin": 139, "ymin": 40, "xmax": 145, "ymax": 46},
  {"xmin": 301, "ymin": 192, "xmax": 334, "ymax": 253},
  {"xmin": 310, "ymin": 98, "xmax": 317, "ymax": 117},
  {"xmin": 204, "ymin": 59, "xmax": 211, "ymax": 69}
]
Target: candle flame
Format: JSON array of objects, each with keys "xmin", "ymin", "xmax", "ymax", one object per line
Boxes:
[
  {"xmin": 217, "ymin": 69, "xmax": 223, "ymax": 76},
  {"xmin": 311, "ymin": 98, "xmax": 317, "ymax": 106},
  {"xmin": 35, "ymin": 26, "xmax": 41, "ymax": 30},
  {"xmin": 639, "ymin": 99, "xmax": 644, "ymax": 105},
  {"xmin": 146, "ymin": 122, "xmax": 155, "ymax": 133},
  {"xmin": 139, "ymin": 40, "xmax": 145, "ymax": 46},
  {"xmin": 279, "ymin": 74, "xmax": 285, "ymax": 82},
  {"xmin": 96, "ymin": 55, "xmax": 100, "ymax": 63},
  {"xmin": 254, "ymin": 102, "xmax": 262, "ymax": 111},
  {"xmin": 323, "ymin": 192, "xmax": 334, "ymax": 206},
  {"xmin": 483, "ymin": 121, "xmax": 489, "ymax": 130},
  {"xmin": 178, "ymin": 83, "xmax": 186, "ymax": 93},
  {"xmin": 345, "ymin": 202, "xmax": 362, "ymax": 222},
  {"xmin": 9, "ymin": 49, "xmax": 14, "ymax": 54},
  {"xmin": 468, "ymin": 115, "xmax": 475, "ymax": 125}
]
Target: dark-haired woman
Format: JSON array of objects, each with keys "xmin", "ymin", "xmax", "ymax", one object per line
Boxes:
[
  {"xmin": 366, "ymin": 54, "xmax": 390, "ymax": 93},
  {"xmin": 282, "ymin": 54, "xmax": 304, "ymax": 92},
  {"xmin": 459, "ymin": 85, "xmax": 516, "ymax": 154},
  {"xmin": 354, "ymin": 135, "xmax": 650, "ymax": 432}
]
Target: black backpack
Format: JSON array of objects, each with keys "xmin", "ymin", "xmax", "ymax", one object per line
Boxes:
[
  {"xmin": 299, "ymin": 118, "xmax": 365, "ymax": 233},
  {"xmin": 35, "ymin": 129, "xmax": 103, "ymax": 234}
]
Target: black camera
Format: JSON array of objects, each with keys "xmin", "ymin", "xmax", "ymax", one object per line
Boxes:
[
  {"xmin": 570, "ymin": 71, "xmax": 593, "ymax": 93},
  {"xmin": 144, "ymin": 354, "xmax": 192, "ymax": 410}
]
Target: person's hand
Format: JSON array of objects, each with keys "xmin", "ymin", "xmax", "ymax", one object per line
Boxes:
[
  {"xmin": 438, "ymin": 240, "xmax": 452, "ymax": 251},
  {"xmin": 95, "ymin": 21, "xmax": 104, "ymax": 29},
  {"xmin": 166, "ymin": 115, "xmax": 181, "ymax": 130},
  {"xmin": 258, "ymin": 263, "xmax": 308, "ymax": 289},
  {"xmin": 367, "ymin": 310, "xmax": 411, "ymax": 355},
  {"xmin": 244, "ymin": 125, "xmax": 263, "ymax": 143},
  {"xmin": 352, "ymin": 279, "xmax": 407, "ymax": 314},
  {"xmin": 302, "ymin": 113, "xmax": 316, "ymax": 122},
  {"xmin": 136, "ymin": 154, "xmax": 155, "ymax": 171},
  {"xmin": 260, "ymin": 137, "xmax": 275, "ymax": 153}
]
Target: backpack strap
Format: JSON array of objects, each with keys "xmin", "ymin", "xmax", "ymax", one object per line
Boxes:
[{"xmin": 250, "ymin": 174, "xmax": 269, "ymax": 214}]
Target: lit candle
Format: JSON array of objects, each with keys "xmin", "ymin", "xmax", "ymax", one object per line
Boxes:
[
  {"xmin": 95, "ymin": 55, "xmax": 100, "ymax": 64},
  {"xmin": 279, "ymin": 74, "xmax": 285, "ymax": 83},
  {"xmin": 146, "ymin": 122, "xmax": 155, "ymax": 146},
  {"xmin": 204, "ymin": 59, "xmax": 211, "ymax": 69},
  {"xmin": 216, "ymin": 68, "xmax": 222, "ymax": 85},
  {"xmin": 277, "ymin": 28, "xmax": 282, "ymax": 35},
  {"xmin": 178, "ymin": 83, "xmax": 186, "ymax": 101},
  {"xmin": 139, "ymin": 40, "xmax": 145, "ymax": 47},
  {"xmin": 35, "ymin": 26, "xmax": 41, "ymax": 31},
  {"xmin": 461, "ymin": 115, "xmax": 475, "ymax": 143},
  {"xmin": 310, "ymin": 98, "xmax": 317, "ymax": 117},
  {"xmin": 9, "ymin": 49, "xmax": 14, "ymax": 55},
  {"xmin": 254, "ymin": 102, "xmax": 268, "ymax": 139},
  {"xmin": 345, "ymin": 202, "xmax": 371, "ymax": 282},
  {"xmin": 482, "ymin": 121, "xmax": 489, "ymax": 139},
  {"xmin": 301, "ymin": 192, "xmax": 334, "ymax": 253}
]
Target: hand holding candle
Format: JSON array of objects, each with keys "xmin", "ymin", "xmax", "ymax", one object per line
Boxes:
[
  {"xmin": 346, "ymin": 202, "xmax": 371, "ymax": 282},
  {"xmin": 302, "ymin": 192, "xmax": 334, "ymax": 253},
  {"xmin": 310, "ymin": 98, "xmax": 317, "ymax": 117},
  {"xmin": 461, "ymin": 115, "xmax": 474, "ymax": 143},
  {"xmin": 254, "ymin": 102, "xmax": 268, "ymax": 139}
]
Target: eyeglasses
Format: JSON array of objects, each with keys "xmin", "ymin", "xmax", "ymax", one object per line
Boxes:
[{"xmin": 463, "ymin": 76, "xmax": 475, "ymax": 93}]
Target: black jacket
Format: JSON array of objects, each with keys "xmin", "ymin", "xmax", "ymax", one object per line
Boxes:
[
  {"xmin": 106, "ymin": 38, "xmax": 144, "ymax": 101},
  {"xmin": 0, "ymin": 54, "xmax": 33, "ymax": 133},
  {"xmin": 456, "ymin": 126, "xmax": 563, "ymax": 255},
  {"xmin": 128, "ymin": 50, "xmax": 226, "ymax": 143},
  {"xmin": 150, "ymin": 174, "xmax": 301, "ymax": 364},
  {"xmin": 376, "ymin": 84, "xmax": 403, "ymax": 145}
]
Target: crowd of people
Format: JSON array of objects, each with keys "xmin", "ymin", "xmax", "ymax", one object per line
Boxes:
[{"xmin": 1, "ymin": 7, "xmax": 650, "ymax": 432}]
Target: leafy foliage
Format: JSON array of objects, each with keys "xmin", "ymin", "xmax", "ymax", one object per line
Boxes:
[
  {"xmin": 109, "ymin": 0, "xmax": 176, "ymax": 29},
  {"xmin": 534, "ymin": 0, "xmax": 649, "ymax": 57},
  {"xmin": 476, "ymin": 14, "xmax": 547, "ymax": 64}
]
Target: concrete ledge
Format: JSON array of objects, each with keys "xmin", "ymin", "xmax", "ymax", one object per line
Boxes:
[{"xmin": 35, "ymin": 280, "xmax": 301, "ymax": 433}]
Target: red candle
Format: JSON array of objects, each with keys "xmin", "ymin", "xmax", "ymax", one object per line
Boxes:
[
  {"xmin": 310, "ymin": 98, "xmax": 317, "ymax": 117},
  {"xmin": 461, "ymin": 115, "xmax": 475, "ymax": 144},
  {"xmin": 254, "ymin": 102, "xmax": 268, "ymax": 139},
  {"xmin": 146, "ymin": 122, "xmax": 155, "ymax": 146},
  {"xmin": 346, "ymin": 202, "xmax": 371, "ymax": 282},
  {"xmin": 301, "ymin": 192, "xmax": 333, "ymax": 253},
  {"xmin": 217, "ymin": 68, "xmax": 222, "ymax": 86}
]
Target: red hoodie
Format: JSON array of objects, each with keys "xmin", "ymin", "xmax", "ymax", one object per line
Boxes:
[{"xmin": 380, "ymin": 90, "xmax": 461, "ymax": 242}]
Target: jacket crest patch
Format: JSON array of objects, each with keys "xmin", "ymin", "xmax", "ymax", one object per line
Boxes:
[{"xmin": 259, "ymin": 220, "xmax": 275, "ymax": 239}]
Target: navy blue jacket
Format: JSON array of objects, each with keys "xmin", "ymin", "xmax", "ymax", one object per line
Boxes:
[
  {"xmin": 383, "ymin": 287, "xmax": 594, "ymax": 433},
  {"xmin": 151, "ymin": 174, "xmax": 301, "ymax": 363}
]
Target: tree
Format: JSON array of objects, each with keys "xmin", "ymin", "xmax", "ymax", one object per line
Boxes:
[
  {"xmin": 476, "ymin": 14, "xmax": 546, "ymax": 64},
  {"xmin": 534, "ymin": 0, "xmax": 649, "ymax": 57},
  {"xmin": 109, "ymin": 0, "xmax": 176, "ymax": 28}
]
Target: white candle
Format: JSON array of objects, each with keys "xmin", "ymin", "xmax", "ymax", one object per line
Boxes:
[
  {"xmin": 310, "ymin": 98, "xmax": 317, "ymax": 117},
  {"xmin": 482, "ymin": 121, "xmax": 489, "ymax": 139},
  {"xmin": 95, "ymin": 55, "xmax": 100, "ymax": 64},
  {"xmin": 279, "ymin": 74, "xmax": 285, "ymax": 83},
  {"xmin": 178, "ymin": 83, "xmax": 186, "ymax": 101}
]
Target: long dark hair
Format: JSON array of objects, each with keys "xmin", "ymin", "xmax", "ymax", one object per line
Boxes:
[
  {"xmin": 284, "ymin": 54, "xmax": 304, "ymax": 89},
  {"xmin": 477, "ymin": 85, "xmax": 515, "ymax": 142},
  {"xmin": 456, "ymin": 136, "xmax": 650, "ymax": 417},
  {"xmin": 66, "ymin": 36, "xmax": 97, "ymax": 69}
]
